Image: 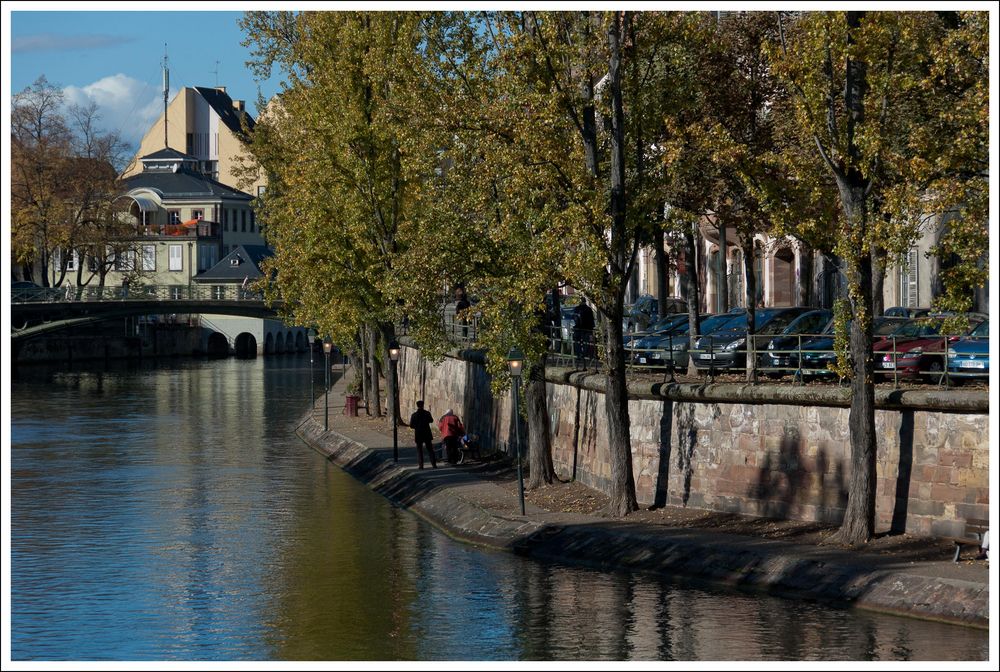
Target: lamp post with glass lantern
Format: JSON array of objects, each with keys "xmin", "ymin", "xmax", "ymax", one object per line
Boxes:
[
  {"xmin": 389, "ymin": 341, "xmax": 400, "ymax": 462},
  {"xmin": 507, "ymin": 347, "xmax": 526, "ymax": 516},
  {"xmin": 323, "ymin": 338, "xmax": 332, "ymax": 431}
]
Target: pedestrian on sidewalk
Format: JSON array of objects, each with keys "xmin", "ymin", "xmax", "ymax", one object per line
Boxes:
[
  {"xmin": 405, "ymin": 400, "xmax": 437, "ymax": 469},
  {"xmin": 438, "ymin": 408, "xmax": 465, "ymax": 465}
]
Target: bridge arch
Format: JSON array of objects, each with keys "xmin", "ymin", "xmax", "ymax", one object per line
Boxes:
[
  {"xmin": 275, "ymin": 332, "xmax": 286, "ymax": 354},
  {"xmin": 206, "ymin": 332, "xmax": 230, "ymax": 358},
  {"xmin": 234, "ymin": 332, "xmax": 257, "ymax": 359},
  {"xmin": 264, "ymin": 332, "xmax": 274, "ymax": 355},
  {"xmin": 295, "ymin": 331, "xmax": 306, "ymax": 352}
]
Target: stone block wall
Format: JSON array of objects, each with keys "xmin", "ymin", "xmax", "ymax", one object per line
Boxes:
[{"xmin": 397, "ymin": 344, "xmax": 989, "ymax": 537}]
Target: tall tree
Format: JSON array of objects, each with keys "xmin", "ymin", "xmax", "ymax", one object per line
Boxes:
[
  {"xmin": 241, "ymin": 12, "xmax": 443, "ymax": 426},
  {"xmin": 466, "ymin": 11, "xmax": 691, "ymax": 515},
  {"xmin": 770, "ymin": 11, "xmax": 987, "ymax": 544},
  {"xmin": 11, "ymin": 77, "xmax": 128, "ymax": 287}
]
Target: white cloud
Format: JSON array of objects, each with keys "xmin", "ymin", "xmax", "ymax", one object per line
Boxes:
[{"xmin": 62, "ymin": 74, "xmax": 170, "ymax": 152}]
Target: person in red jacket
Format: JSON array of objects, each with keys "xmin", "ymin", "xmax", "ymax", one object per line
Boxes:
[{"xmin": 438, "ymin": 409, "xmax": 465, "ymax": 465}]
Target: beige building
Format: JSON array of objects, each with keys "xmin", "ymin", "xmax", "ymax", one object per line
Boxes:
[{"xmin": 123, "ymin": 86, "xmax": 266, "ymax": 197}]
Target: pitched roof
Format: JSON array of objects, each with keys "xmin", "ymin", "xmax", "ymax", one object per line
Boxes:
[
  {"xmin": 195, "ymin": 245, "xmax": 273, "ymax": 282},
  {"xmin": 194, "ymin": 86, "xmax": 256, "ymax": 138},
  {"xmin": 124, "ymin": 167, "xmax": 252, "ymax": 201},
  {"xmin": 141, "ymin": 147, "xmax": 196, "ymax": 161}
]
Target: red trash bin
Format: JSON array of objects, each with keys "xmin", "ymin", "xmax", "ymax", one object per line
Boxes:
[{"xmin": 345, "ymin": 395, "xmax": 359, "ymax": 417}]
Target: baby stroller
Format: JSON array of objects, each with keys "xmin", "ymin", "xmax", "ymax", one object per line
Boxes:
[{"xmin": 457, "ymin": 433, "xmax": 481, "ymax": 465}]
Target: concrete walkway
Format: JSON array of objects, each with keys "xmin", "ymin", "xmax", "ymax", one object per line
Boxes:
[{"xmin": 296, "ymin": 366, "xmax": 989, "ymax": 629}]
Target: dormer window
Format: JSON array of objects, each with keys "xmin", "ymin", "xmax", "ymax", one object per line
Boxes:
[{"xmin": 230, "ymin": 256, "xmax": 242, "ymax": 267}]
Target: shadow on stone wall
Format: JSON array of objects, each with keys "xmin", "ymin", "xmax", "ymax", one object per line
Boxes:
[
  {"xmin": 750, "ymin": 428, "xmax": 849, "ymax": 524},
  {"xmin": 571, "ymin": 386, "xmax": 582, "ymax": 481},
  {"xmin": 650, "ymin": 399, "xmax": 674, "ymax": 510},
  {"xmin": 675, "ymin": 403, "xmax": 699, "ymax": 506},
  {"xmin": 752, "ymin": 427, "xmax": 806, "ymax": 519},
  {"xmin": 890, "ymin": 409, "xmax": 915, "ymax": 535}
]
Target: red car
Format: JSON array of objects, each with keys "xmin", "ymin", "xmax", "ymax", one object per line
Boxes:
[{"xmin": 873, "ymin": 318, "xmax": 978, "ymax": 381}]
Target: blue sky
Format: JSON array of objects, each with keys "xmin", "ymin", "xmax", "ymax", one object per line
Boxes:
[{"xmin": 7, "ymin": 6, "xmax": 285, "ymax": 151}]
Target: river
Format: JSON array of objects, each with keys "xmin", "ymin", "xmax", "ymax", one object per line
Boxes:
[{"xmin": 9, "ymin": 355, "xmax": 988, "ymax": 661}]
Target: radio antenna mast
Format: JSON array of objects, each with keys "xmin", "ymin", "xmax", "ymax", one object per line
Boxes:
[{"xmin": 162, "ymin": 44, "xmax": 170, "ymax": 148}]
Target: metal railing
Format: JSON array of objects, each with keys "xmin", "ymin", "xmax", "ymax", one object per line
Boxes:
[
  {"xmin": 11, "ymin": 284, "xmax": 266, "ymax": 304},
  {"xmin": 429, "ymin": 310, "xmax": 988, "ymax": 388}
]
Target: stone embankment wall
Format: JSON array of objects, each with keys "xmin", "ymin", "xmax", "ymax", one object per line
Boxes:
[
  {"xmin": 16, "ymin": 326, "xmax": 203, "ymax": 364},
  {"xmin": 396, "ymin": 344, "xmax": 988, "ymax": 538}
]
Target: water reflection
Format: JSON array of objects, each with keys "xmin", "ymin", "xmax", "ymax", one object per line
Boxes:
[{"xmin": 10, "ymin": 356, "xmax": 987, "ymax": 661}]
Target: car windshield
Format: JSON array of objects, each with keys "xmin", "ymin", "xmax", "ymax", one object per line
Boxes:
[
  {"xmin": 969, "ymin": 320, "xmax": 988, "ymax": 338},
  {"xmin": 892, "ymin": 320, "xmax": 942, "ymax": 338},
  {"xmin": 699, "ymin": 312, "xmax": 743, "ymax": 335},
  {"xmin": 873, "ymin": 318, "xmax": 905, "ymax": 335},
  {"xmin": 648, "ymin": 314, "xmax": 687, "ymax": 333},
  {"xmin": 759, "ymin": 311, "xmax": 803, "ymax": 335},
  {"xmin": 784, "ymin": 312, "xmax": 830, "ymax": 336}
]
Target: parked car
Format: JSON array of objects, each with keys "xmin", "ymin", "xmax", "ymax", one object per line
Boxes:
[
  {"xmin": 630, "ymin": 313, "xmax": 735, "ymax": 370},
  {"xmin": 624, "ymin": 313, "xmax": 688, "ymax": 349},
  {"xmin": 874, "ymin": 316, "xmax": 983, "ymax": 381},
  {"xmin": 795, "ymin": 316, "xmax": 908, "ymax": 378},
  {"xmin": 623, "ymin": 294, "xmax": 688, "ymax": 333},
  {"xmin": 947, "ymin": 319, "xmax": 989, "ymax": 381},
  {"xmin": 692, "ymin": 307, "xmax": 812, "ymax": 372},
  {"xmin": 11, "ymin": 280, "xmax": 64, "ymax": 302},
  {"xmin": 759, "ymin": 309, "xmax": 833, "ymax": 377}
]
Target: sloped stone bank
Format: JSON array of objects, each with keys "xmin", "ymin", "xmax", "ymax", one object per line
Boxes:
[{"xmin": 295, "ymin": 410, "xmax": 987, "ymax": 630}]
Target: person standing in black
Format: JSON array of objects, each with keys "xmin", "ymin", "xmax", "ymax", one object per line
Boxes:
[
  {"xmin": 406, "ymin": 400, "xmax": 437, "ymax": 469},
  {"xmin": 573, "ymin": 299, "xmax": 595, "ymax": 367}
]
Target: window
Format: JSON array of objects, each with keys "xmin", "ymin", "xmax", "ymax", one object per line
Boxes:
[
  {"xmin": 223, "ymin": 208, "xmax": 228, "ymax": 231},
  {"xmin": 257, "ymin": 185, "xmax": 266, "ymax": 197},
  {"xmin": 114, "ymin": 249, "xmax": 135, "ymax": 272},
  {"xmin": 169, "ymin": 244, "xmax": 183, "ymax": 271},
  {"xmin": 900, "ymin": 247, "xmax": 919, "ymax": 308},
  {"xmin": 168, "ymin": 210, "xmax": 181, "ymax": 225},
  {"xmin": 186, "ymin": 133, "xmax": 194, "ymax": 155},
  {"xmin": 55, "ymin": 248, "xmax": 78, "ymax": 272},
  {"xmin": 250, "ymin": 211, "xmax": 255, "ymax": 233},
  {"xmin": 198, "ymin": 244, "xmax": 218, "ymax": 272},
  {"xmin": 191, "ymin": 209, "xmax": 204, "ymax": 222},
  {"xmin": 241, "ymin": 210, "xmax": 247, "ymax": 232},
  {"xmin": 142, "ymin": 245, "xmax": 156, "ymax": 271}
]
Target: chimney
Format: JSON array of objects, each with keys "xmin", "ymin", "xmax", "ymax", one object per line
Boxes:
[
  {"xmin": 233, "ymin": 99, "xmax": 245, "ymax": 113},
  {"xmin": 216, "ymin": 86, "xmax": 227, "ymax": 94}
]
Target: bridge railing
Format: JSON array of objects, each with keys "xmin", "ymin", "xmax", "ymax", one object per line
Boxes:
[{"xmin": 11, "ymin": 284, "xmax": 267, "ymax": 304}]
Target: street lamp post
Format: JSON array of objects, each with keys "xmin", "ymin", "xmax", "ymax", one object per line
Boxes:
[
  {"xmin": 389, "ymin": 341, "xmax": 400, "ymax": 462},
  {"xmin": 507, "ymin": 347, "xmax": 526, "ymax": 516},
  {"xmin": 323, "ymin": 338, "xmax": 332, "ymax": 431},
  {"xmin": 310, "ymin": 336, "xmax": 315, "ymax": 416}
]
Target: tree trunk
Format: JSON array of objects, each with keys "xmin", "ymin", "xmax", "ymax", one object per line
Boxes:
[
  {"xmin": 655, "ymin": 227, "xmax": 669, "ymax": 306},
  {"xmin": 871, "ymin": 246, "xmax": 886, "ymax": 316},
  {"xmin": 525, "ymin": 357, "xmax": 556, "ymax": 489},
  {"xmin": 380, "ymin": 321, "xmax": 399, "ymax": 427},
  {"xmin": 604, "ymin": 12, "xmax": 639, "ymax": 517},
  {"xmin": 367, "ymin": 324, "xmax": 383, "ymax": 418},
  {"xmin": 831, "ymin": 187, "xmax": 877, "ymax": 546},
  {"xmin": 360, "ymin": 326, "xmax": 371, "ymax": 414},
  {"xmin": 798, "ymin": 248, "xmax": 812, "ymax": 307},
  {"xmin": 602, "ymin": 303, "xmax": 638, "ymax": 516},
  {"xmin": 744, "ymin": 236, "xmax": 758, "ymax": 383},
  {"xmin": 684, "ymin": 227, "xmax": 702, "ymax": 377}
]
